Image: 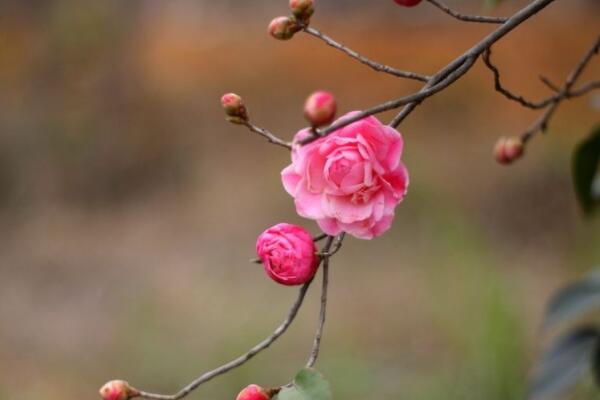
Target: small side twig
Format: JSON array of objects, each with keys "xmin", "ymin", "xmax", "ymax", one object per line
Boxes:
[
  {"xmin": 426, "ymin": 0, "xmax": 508, "ymax": 24},
  {"xmin": 302, "ymin": 27, "xmax": 431, "ymax": 82},
  {"xmin": 483, "ymin": 47, "xmax": 557, "ymax": 109},
  {"xmin": 242, "ymin": 121, "xmax": 292, "ymax": 150},
  {"xmin": 520, "ymin": 34, "xmax": 600, "ymax": 143}
]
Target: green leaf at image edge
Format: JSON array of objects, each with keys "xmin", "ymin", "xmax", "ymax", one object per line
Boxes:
[
  {"xmin": 573, "ymin": 124, "xmax": 600, "ymax": 216},
  {"xmin": 276, "ymin": 368, "xmax": 332, "ymax": 400}
]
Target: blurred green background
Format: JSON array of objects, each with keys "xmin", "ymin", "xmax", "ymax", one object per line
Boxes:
[{"xmin": 0, "ymin": 1, "xmax": 599, "ymax": 399}]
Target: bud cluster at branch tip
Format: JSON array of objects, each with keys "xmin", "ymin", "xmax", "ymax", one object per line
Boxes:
[
  {"xmin": 268, "ymin": 0, "xmax": 314, "ymax": 41},
  {"xmin": 290, "ymin": 0, "xmax": 314, "ymax": 21},
  {"xmin": 221, "ymin": 93, "xmax": 249, "ymax": 124},
  {"xmin": 304, "ymin": 90, "xmax": 337, "ymax": 128},
  {"xmin": 99, "ymin": 380, "xmax": 139, "ymax": 400},
  {"xmin": 394, "ymin": 0, "xmax": 423, "ymax": 6},
  {"xmin": 494, "ymin": 137, "xmax": 525, "ymax": 165},
  {"xmin": 268, "ymin": 16, "xmax": 301, "ymax": 40},
  {"xmin": 236, "ymin": 384, "xmax": 279, "ymax": 400}
]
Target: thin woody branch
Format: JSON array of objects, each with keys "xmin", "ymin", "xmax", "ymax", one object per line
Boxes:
[
  {"xmin": 134, "ymin": 279, "xmax": 314, "ymax": 400},
  {"xmin": 305, "ymin": 235, "xmax": 336, "ymax": 368},
  {"xmin": 242, "ymin": 121, "xmax": 292, "ymax": 150},
  {"xmin": 300, "ymin": 0, "xmax": 556, "ymax": 145},
  {"xmin": 426, "ymin": 0, "xmax": 508, "ymax": 24},
  {"xmin": 520, "ymin": 34, "xmax": 600, "ymax": 143},
  {"xmin": 302, "ymin": 27, "xmax": 431, "ymax": 82},
  {"xmin": 483, "ymin": 47, "xmax": 556, "ymax": 109}
]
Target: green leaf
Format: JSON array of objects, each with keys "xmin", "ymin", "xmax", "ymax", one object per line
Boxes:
[
  {"xmin": 276, "ymin": 368, "xmax": 332, "ymax": 400},
  {"xmin": 529, "ymin": 327, "xmax": 599, "ymax": 400},
  {"xmin": 573, "ymin": 124, "xmax": 600, "ymax": 215},
  {"xmin": 544, "ymin": 269, "xmax": 600, "ymax": 330}
]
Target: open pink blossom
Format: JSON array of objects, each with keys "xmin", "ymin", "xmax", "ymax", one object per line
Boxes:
[
  {"xmin": 281, "ymin": 112, "xmax": 409, "ymax": 239},
  {"xmin": 256, "ymin": 223, "xmax": 318, "ymax": 286}
]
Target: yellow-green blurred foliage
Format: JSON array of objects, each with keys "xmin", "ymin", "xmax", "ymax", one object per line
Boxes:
[{"xmin": 0, "ymin": 1, "xmax": 599, "ymax": 400}]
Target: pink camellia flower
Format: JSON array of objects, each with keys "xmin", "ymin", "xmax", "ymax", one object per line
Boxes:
[
  {"xmin": 256, "ymin": 223, "xmax": 318, "ymax": 286},
  {"xmin": 281, "ymin": 112, "xmax": 409, "ymax": 240}
]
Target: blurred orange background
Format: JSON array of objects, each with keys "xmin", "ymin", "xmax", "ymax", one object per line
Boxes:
[{"xmin": 0, "ymin": 1, "xmax": 599, "ymax": 399}]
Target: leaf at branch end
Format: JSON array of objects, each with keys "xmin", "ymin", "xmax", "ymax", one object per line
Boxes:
[
  {"xmin": 529, "ymin": 327, "xmax": 599, "ymax": 400},
  {"xmin": 276, "ymin": 368, "xmax": 332, "ymax": 400},
  {"xmin": 543, "ymin": 268, "xmax": 600, "ymax": 330},
  {"xmin": 573, "ymin": 124, "xmax": 600, "ymax": 216}
]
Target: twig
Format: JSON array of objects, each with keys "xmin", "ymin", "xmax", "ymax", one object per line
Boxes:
[
  {"xmin": 426, "ymin": 0, "xmax": 508, "ymax": 24},
  {"xmin": 306, "ymin": 236, "xmax": 335, "ymax": 368},
  {"xmin": 568, "ymin": 80, "xmax": 600, "ymax": 98},
  {"xmin": 242, "ymin": 121, "xmax": 292, "ymax": 150},
  {"xmin": 302, "ymin": 27, "xmax": 430, "ymax": 82},
  {"xmin": 520, "ymin": 34, "xmax": 600, "ymax": 143},
  {"xmin": 135, "ymin": 280, "xmax": 314, "ymax": 400},
  {"xmin": 300, "ymin": 0, "xmax": 557, "ymax": 144},
  {"xmin": 313, "ymin": 233, "xmax": 329, "ymax": 242},
  {"xmin": 483, "ymin": 47, "xmax": 557, "ymax": 109},
  {"xmin": 539, "ymin": 75, "xmax": 561, "ymax": 92}
]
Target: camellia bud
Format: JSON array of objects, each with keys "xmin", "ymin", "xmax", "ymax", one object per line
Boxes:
[
  {"xmin": 393, "ymin": 0, "xmax": 422, "ymax": 6},
  {"xmin": 221, "ymin": 93, "xmax": 248, "ymax": 124},
  {"xmin": 99, "ymin": 380, "xmax": 139, "ymax": 400},
  {"xmin": 494, "ymin": 137, "xmax": 525, "ymax": 165},
  {"xmin": 268, "ymin": 16, "xmax": 300, "ymax": 41},
  {"xmin": 256, "ymin": 223, "xmax": 318, "ymax": 286},
  {"xmin": 304, "ymin": 90, "xmax": 337, "ymax": 127},
  {"xmin": 236, "ymin": 384, "xmax": 272, "ymax": 400},
  {"xmin": 289, "ymin": 0, "xmax": 314, "ymax": 21}
]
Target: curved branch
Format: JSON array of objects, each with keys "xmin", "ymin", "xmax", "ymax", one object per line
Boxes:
[
  {"xmin": 302, "ymin": 27, "xmax": 431, "ymax": 82},
  {"xmin": 135, "ymin": 280, "xmax": 314, "ymax": 400},
  {"xmin": 426, "ymin": 0, "xmax": 508, "ymax": 24},
  {"xmin": 306, "ymin": 236, "xmax": 335, "ymax": 368},
  {"xmin": 299, "ymin": 0, "xmax": 556, "ymax": 144},
  {"xmin": 520, "ymin": 34, "xmax": 600, "ymax": 143},
  {"xmin": 482, "ymin": 47, "xmax": 557, "ymax": 109}
]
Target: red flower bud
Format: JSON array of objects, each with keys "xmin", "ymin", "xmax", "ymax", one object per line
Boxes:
[
  {"xmin": 99, "ymin": 380, "xmax": 139, "ymax": 400},
  {"xmin": 268, "ymin": 16, "xmax": 300, "ymax": 41},
  {"xmin": 256, "ymin": 223, "xmax": 318, "ymax": 286},
  {"xmin": 221, "ymin": 93, "xmax": 248, "ymax": 124},
  {"xmin": 304, "ymin": 91, "xmax": 337, "ymax": 127},
  {"xmin": 494, "ymin": 137, "xmax": 525, "ymax": 165},
  {"xmin": 289, "ymin": 0, "xmax": 314, "ymax": 21},
  {"xmin": 236, "ymin": 384, "xmax": 271, "ymax": 400},
  {"xmin": 394, "ymin": 0, "xmax": 422, "ymax": 6}
]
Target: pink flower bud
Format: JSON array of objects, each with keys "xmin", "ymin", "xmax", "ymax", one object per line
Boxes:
[
  {"xmin": 289, "ymin": 0, "xmax": 314, "ymax": 21},
  {"xmin": 494, "ymin": 137, "xmax": 525, "ymax": 165},
  {"xmin": 256, "ymin": 223, "xmax": 318, "ymax": 286},
  {"xmin": 268, "ymin": 16, "xmax": 300, "ymax": 41},
  {"xmin": 304, "ymin": 91, "xmax": 337, "ymax": 128},
  {"xmin": 236, "ymin": 385, "xmax": 271, "ymax": 400},
  {"xmin": 221, "ymin": 93, "xmax": 248, "ymax": 124},
  {"xmin": 99, "ymin": 380, "xmax": 139, "ymax": 400},
  {"xmin": 393, "ymin": 0, "xmax": 422, "ymax": 6}
]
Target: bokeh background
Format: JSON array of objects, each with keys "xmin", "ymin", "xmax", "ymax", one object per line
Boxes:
[{"xmin": 1, "ymin": 1, "xmax": 600, "ymax": 399}]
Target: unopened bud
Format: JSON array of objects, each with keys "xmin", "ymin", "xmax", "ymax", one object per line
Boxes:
[
  {"xmin": 289, "ymin": 0, "xmax": 314, "ymax": 21},
  {"xmin": 304, "ymin": 91, "xmax": 337, "ymax": 127},
  {"xmin": 268, "ymin": 16, "xmax": 300, "ymax": 41},
  {"xmin": 494, "ymin": 137, "xmax": 524, "ymax": 165},
  {"xmin": 221, "ymin": 93, "xmax": 248, "ymax": 124},
  {"xmin": 236, "ymin": 385, "xmax": 274, "ymax": 400},
  {"xmin": 99, "ymin": 380, "xmax": 139, "ymax": 400}
]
